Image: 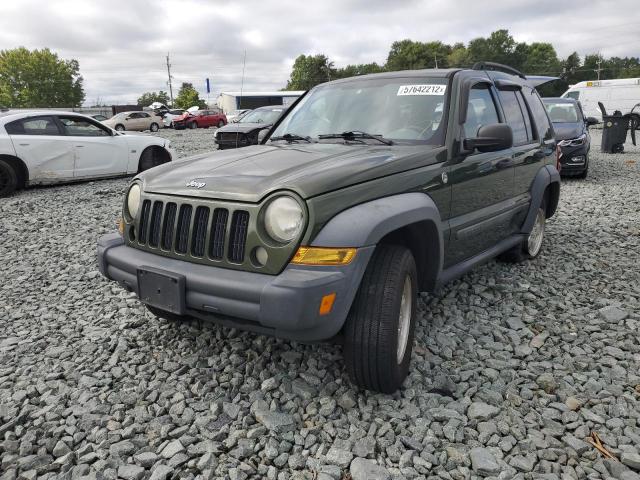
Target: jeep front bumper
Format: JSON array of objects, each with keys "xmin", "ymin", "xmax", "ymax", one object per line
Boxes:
[{"xmin": 97, "ymin": 233, "xmax": 373, "ymax": 342}]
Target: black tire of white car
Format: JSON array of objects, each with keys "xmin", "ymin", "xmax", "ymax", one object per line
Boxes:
[
  {"xmin": 0, "ymin": 159, "xmax": 19, "ymax": 197},
  {"xmin": 138, "ymin": 148, "xmax": 163, "ymax": 172},
  {"xmin": 115, "ymin": 124, "xmax": 125, "ymax": 131},
  {"xmin": 343, "ymin": 244, "xmax": 417, "ymax": 393},
  {"xmin": 499, "ymin": 199, "xmax": 546, "ymax": 263},
  {"xmin": 150, "ymin": 123, "xmax": 159, "ymax": 132}
]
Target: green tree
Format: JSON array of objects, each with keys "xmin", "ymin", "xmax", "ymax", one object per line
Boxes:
[
  {"xmin": 333, "ymin": 62, "xmax": 385, "ymax": 79},
  {"xmin": 0, "ymin": 47, "xmax": 85, "ymax": 107},
  {"xmin": 467, "ymin": 30, "xmax": 527, "ymax": 70},
  {"xmin": 174, "ymin": 83, "xmax": 206, "ymax": 109},
  {"xmin": 386, "ymin": 40, "xmax": 451, "ymax": 71},
  {"xmin": 137, "ymin": 91, "xmax": 170, "ymax": 107},
  {"xmin": 285, "ymin": 54, "xmax": 334, "ymax": 90},
  {"xmin": 447, "ymin": 42, "xmax": 471, "ymax": 67}
]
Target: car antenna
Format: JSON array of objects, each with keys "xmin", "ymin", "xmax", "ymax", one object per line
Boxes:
[{"xmin": 235, "ymin": 50, "xmax": 247, "ymax": 149}]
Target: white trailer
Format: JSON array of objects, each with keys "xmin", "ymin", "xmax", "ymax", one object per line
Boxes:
[
  {"xmin": 562, "ymin": 78, "xmax": 640, "ymax": 120},
  {"xmin": 216, "ymin": 91, "xmax": 305, "ymax": 114}
]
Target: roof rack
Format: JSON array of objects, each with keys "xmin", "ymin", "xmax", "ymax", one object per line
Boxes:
[{"xmin": 472, "ymin": 62, "xmax": 526, "ymax": 80}]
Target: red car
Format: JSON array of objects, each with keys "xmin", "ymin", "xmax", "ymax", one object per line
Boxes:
[{"xmin": 173, "ymin": 110, "xmax": 227, "ymax": 130}]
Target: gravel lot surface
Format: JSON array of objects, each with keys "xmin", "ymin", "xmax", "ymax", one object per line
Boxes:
[{"xmin": 1, "ymin": 129, "xmax": 640, "ymax": 480}]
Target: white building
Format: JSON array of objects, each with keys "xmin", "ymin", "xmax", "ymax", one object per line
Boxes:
[{"xmin": 216, "ymin": 91, "xmax": 305, "ymax": 113}]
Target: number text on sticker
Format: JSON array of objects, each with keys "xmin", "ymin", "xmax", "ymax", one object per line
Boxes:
[{"xmin": 397, "ymin": 84, "xmax": 447, "ymax": 96}]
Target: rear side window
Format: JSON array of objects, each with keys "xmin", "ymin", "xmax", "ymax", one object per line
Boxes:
[
  {"xmin": 565, "ymin": 91, "xmax": 580, "ymax": 100},
  {"xmin": 5, "ymin": 116, "xmax": 61, "ymax": 135},
  {"xmin": 464, "ymin": 85, "xmax": 500, "ymax": 139},
  {"xmin": 497, "ymin": 90, "xmax": 530, "ymax": 145},
  {"xmin": 515, "ymin": 92, "xmax": 535, "ymax": 141},
  {"xmin": 524, "ymin": 88, "xmax": 554, "ymax": 141}
]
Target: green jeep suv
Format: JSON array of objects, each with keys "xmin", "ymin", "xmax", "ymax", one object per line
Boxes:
[{"xmin": 98, "ymin": 62, "xmax": 560, "ymax": 393}]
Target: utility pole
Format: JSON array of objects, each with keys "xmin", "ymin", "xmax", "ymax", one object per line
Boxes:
[
  {"xmin": 595, "ymin": 55, "xmax": 603, "ymax": 81},
  {"xmin": 434, "ymin": 54, "xmax": 438, "ymax": 69},
  {"xmin": 166, "ymin": 53, "xmax": 174, "ymax": 105}
]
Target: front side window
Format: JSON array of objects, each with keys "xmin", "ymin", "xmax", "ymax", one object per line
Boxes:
[
  {"xmin": 59, "ymin": 117, "xmax": 110, "ymax": 137},
  {"xmin": 497, "ymin": 90, "xmax": 529, "ymax": 146},
  {"xmin": 6, "ymin": 116, "xmax": 60, "ymax": 135},
  {"xmin": 272, "ymin": 76, "xmax": 449, "ymax": 144},
  {"xmin": 464, "ymin": 85, "xmax": 500, "ymax": 139}
]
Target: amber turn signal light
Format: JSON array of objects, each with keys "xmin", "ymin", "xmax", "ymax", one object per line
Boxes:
[
  {"xmin": 117, "ymin": 217, "xmax": 125, "ymax": 236},
  {"xmin": 291, "ymin": 247, "xmax": 357, "ymax": 266},
  {"xmin": 319, "ymin": 293, "xmax": 336, "ymax": 316}
]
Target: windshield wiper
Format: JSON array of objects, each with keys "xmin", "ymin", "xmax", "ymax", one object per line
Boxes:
[
  {"xmin": 318, "ymin": 131, "xmax": 393, "ymax": 145},
  {"xmin": 270, "ymin": 133, "xmax": 312, "ymax": 143}
]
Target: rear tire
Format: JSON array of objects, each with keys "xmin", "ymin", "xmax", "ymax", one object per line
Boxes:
[
  {"xmin": 0, "ymin": 158, "xmax": 19, "ymax": 197},
  {"xmin": 499, "ymin": 200, "xmax": 546, "ymax": 263},
  {"xmin": 343, "ymin": 244, "xmax": 418, "ymax": 393},
  {"xmin": 145, "ymin": 305, "xmax": 190, "ymax": 322},
  {"xmin": 150, "ymin": 123, "xmax": 159, "ymax": 132},
  {"xmin": 217, "ymin": 120, "xmax": 225, "ymax": 128}
]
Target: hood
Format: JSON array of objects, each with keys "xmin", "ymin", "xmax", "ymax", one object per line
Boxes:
[
  {"xmin": 139, "ymin": 142, "xmax": 445, "ymax": 202},
  {"xmin": 553, "ymin": 123, "xmax": 584, "ymax": 141},
  {"xmin": 217, "ymin": 123, "xmax": 272, "ymax": 134}
]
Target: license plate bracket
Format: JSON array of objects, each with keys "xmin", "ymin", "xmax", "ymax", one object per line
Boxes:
[{"xmin": 137, "ymin": 266, "xmax": 185, "ymax": 315}]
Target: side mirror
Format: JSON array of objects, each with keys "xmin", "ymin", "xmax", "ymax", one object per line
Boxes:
[
  {"xmin": 257, "ymin": 129, "xmax": 269, "ymax": 143},
  {"xmin": 586, "ymin": 117, "xmax": 599, "ymax": 126},
  {"xmin": 463, "ymin": 123, "xmax": 513, "ymax": 153}
]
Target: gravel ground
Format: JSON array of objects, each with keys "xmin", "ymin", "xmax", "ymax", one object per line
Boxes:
[{"xmin": 1, "ymin": 129, "xmax": 640, "ymax": 480}]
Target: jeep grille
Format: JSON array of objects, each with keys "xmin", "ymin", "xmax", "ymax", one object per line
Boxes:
[{"xmin": 134, "ymin": 198, "xmax": 249, "ymax": 264}]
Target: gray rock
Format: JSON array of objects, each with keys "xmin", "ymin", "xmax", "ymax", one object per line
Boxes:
[
  {"xmin": 349, "ymin": 457, "xmax": 391, "ymax": 480},
  {"xmin": 536, "ymin": 373, "xmax": 557, "ymax": 393},
  {"xmin": 622, "ymin": 452, "xmax": 640, "ymax": 471},
  {"xmin": 117, "ymin": 465, "xmax": 145, "ymax": 480},
  {"xmin": 468, "ymin": 402, "xmax": 500, "ymax": 421},
  {"xmin": 149, "ymin": 465, "xmax": 174, "ymax": 480},
  {"xmin": 470, "ymin": 447, "xmax": 500, "ymax": 475},
  {"xmin": 599, "ymin": 306, "xmax": 628, "ymax": 322},
  {"xmin": 254, "ymin": 409, "xmax": 295, "ymax": 433},
  {"xmin": 325, "ymin": 447, "xmax": 353, "ymax": 468},
  {"xmin": 563, "ymin": 435, "xmax": 590, "ymax": 455},
  {"xmin": 134, "ymin": 451, "xmax": 159, "ymax": 467},
  {"xmin": 160, "ymin": 439, "xmax": 185, "ymax": 459},
  {"xmin": 581, "ymin": 409, "xmax": 606, "ymax": 424},
  {"xmin": 509, "ymin": 454, "xmax": 536, "ymax": 472}
]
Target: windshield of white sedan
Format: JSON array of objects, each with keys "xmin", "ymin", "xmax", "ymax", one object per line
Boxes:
[{"xmin": 271, "ymin": 77, "xmax": 449, "ymax": 144}]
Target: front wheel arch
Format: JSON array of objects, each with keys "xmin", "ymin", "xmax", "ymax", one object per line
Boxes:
[{"xmin": 137, "ymin": 146, "xmax": 172, "ymax": 172}]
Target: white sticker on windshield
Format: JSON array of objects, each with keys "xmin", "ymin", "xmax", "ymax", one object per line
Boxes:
[{"xmin": 397, "ymin": 84, "xmax": 446, "ymax": 96}]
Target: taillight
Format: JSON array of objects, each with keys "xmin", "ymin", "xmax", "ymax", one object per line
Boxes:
[{"xmin": 555, "ymin": 145, "xmax": 562, "ymax": 173}]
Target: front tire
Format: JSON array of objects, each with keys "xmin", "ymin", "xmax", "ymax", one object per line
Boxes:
[
  {"xmin": 150, "ymin": 123, "xmax": 159, "ymax": 132},
  {"xmin": 115, "ymin": 124, "xmax": 125, "ymax": 132},
  {"xmin": 343, "ymin": 244, "xmax": 418, "ymax": 393},
  {"xmin": 189, "ymin": 122, "xmax": 197, "ymax": 129},
  {"xmin": 0, "ymin": 158, "xmax": 19, "ymax": 197}
]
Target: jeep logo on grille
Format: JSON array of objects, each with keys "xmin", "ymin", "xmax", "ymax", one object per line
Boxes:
[{"xmin": 186, "ymin": 180, "xmax": 206, "ymax": 189}]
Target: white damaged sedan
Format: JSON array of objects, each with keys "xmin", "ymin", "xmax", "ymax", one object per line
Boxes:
[{"xmin": 0, "ymin": 110, "xmax": 174, "ymax": 197}]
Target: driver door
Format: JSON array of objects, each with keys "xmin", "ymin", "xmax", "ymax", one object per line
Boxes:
[
  {"xmin": 445, "ymin": 82, "xmax": 515, "ymax": 267},
  {"xmin": 57, "ymin": 116, "xmax": 129, "ymax": 178}
]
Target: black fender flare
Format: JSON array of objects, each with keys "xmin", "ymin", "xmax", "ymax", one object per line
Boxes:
[
  {"xmin": 522, "ymin": 164, "xmax": 560, "ymax": 233},
  {"xmin": 311, "ymin": 192, "xmax": 444, "ymax": 291}
]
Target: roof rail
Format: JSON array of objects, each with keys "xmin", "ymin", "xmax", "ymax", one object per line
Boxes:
[{"xmin": 472, "ymin": 62, "xmax": 526, "ymax": 80}]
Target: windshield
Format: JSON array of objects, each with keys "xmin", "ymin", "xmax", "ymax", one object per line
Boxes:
[
  {"xmin": 544, "ymin": 102, "xmax": 580, "ymax": 123},
  {"xmin": 240, "ymin": 109, "xmax": 283, "ymax": 124},
  {"xmin": 271, "ymin": 76, "xmax": 449, "ymax": 144}
]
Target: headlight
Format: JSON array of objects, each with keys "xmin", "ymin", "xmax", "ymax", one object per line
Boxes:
[
  {"xmin": 264, "ymin": 196, "xmax": 304, "ymax": 243},
  {"xmin": 558, "ymin": 133, "xmax": 586, "ymax": 147},
  {"xmin": 126, "ymin": 184, "xmax": 142, "ymax": 219}
]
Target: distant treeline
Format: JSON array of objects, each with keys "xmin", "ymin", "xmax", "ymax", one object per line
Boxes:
[{"xmin": 283, "ymin": 29, "xmax": 640, "ymax": 96}]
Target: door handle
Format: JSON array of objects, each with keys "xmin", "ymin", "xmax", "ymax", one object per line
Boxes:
[
  {"xmin": 19, "ymin": 143, "xmax": 29, "ymax": 146},
  {"xmin": 76, "ymin": 145, "xmax": 85, "ymax": 147}
]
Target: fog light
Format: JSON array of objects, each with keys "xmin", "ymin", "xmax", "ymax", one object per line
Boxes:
[
  {"xmin": 570, "ymin": 155, "xmax": 585, "ymax": 165},
  {"xmin": 291, "ymin": 247, "xmax": 356, "ymax": 266},
  {"xmin": 252, "ymin": 246, "xmax": 269, "ymax": 267},
  {"xmin": 319, "ymin": 293, "xmax": 336, "ymax": 316}
]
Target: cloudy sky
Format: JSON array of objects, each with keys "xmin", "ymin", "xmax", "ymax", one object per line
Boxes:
[{"xmin": 0, "ymin": 0, "xmax": 638, "ymax": 105}]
